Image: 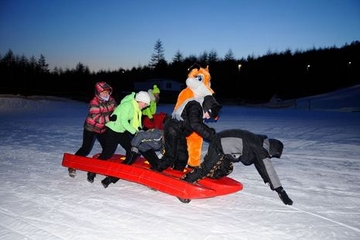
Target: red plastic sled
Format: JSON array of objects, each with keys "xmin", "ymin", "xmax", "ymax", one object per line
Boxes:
[{"xmin": 62, "ymin": 153, "xmax": 243, "ymax": 203}]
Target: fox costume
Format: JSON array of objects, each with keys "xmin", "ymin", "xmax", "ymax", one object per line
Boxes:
[{"xmin": 173, "ymin": 64, "xmax": 215, "ymax": 167}]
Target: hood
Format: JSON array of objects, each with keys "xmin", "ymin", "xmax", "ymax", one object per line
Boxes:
[
  {"xmin": 202, "ymin": 95, "xmax": 222, "ymax": 119},
  {"xmin": 120, "ymin": 92, "xmax": 136, "ymax": 104},
  {"xmin": 95, "ymin": 81, "xmax": 113, "ymax": 99},
  {"xmin": 269, "ymin": 138, "xmax": 284, "ymax": 158}
]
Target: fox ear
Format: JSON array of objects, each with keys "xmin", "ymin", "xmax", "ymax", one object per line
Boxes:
[{"xmin": 187, "ymin": 63, "xmax": 201, "ymax": 73}]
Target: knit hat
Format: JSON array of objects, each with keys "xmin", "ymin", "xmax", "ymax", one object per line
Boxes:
[
  {"xmin": 202, "ymin": 95, "xmax": 222, "ymax": 119},
  {"xmin": 135, "ymin": 91, "xmax": 151, "ymax": 105},
  {"xmin": 152, "ymin": 85, "xmax": 160, "ymax": 94}
]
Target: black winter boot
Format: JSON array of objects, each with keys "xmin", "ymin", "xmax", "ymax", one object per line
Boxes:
[
  {"xmin": 68, "ymin": 168, "xmax": 76, "ymax": 178},
  {"xmin": 110, "ymin": 176, "xmax": 120, "ymax": 184},
  {"xmin": 181, "ymin": 168, "xmax": 203, "ymax": 183},
  {"xmin": 122, "ymin": 152, "xmax": 139, "ymax": 165},
  {"xmin": 181, "ymin": 173, "xmax": 197, "ymax": 183},
  {"xmin": 141, "ymin": 150, "xmax": 160, "ymax": 170},
  {"xmin": 101, "ymin": 177, "xmax": 112, "ymax": 189},
  {"xmin": 87, "ymin": 172, "xmax": 96, "ymax": 183},
  {"xmin": 151, "ymin": 160, "xmax": 166, "ymax": 172},
  {"xmin": 275, "ymin": 187, "xmax": 293, "ymax": 205}
]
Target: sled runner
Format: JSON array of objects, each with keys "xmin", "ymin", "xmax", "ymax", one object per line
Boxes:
[{"xmin": 62, "ymin": 153, "xmax": 243, "ymax": 203}]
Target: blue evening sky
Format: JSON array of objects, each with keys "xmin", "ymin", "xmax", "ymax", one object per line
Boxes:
[{"xmin": 1, "ymin": 0, "xmax": 359, "ymax": 72}]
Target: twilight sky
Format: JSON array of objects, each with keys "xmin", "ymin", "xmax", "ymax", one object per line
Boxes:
[{"xmin": 1, "ymin": 0, "xmax": 359, "ymax": 72}]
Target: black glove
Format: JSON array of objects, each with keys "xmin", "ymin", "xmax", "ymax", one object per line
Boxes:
[
  {"xmin": 207, "ymin": 128, "xmax": 217, "ymax": 142},
  {"xmin": 209, "ymin": 127, "xmax": 216, "ymax": 135},
  {"xmin": 149, "ymin": 118, "xmax": 154, "ymax": 122},
  {"xmin": 223, "ymin": 154, "xmax": 240, "ymax": 163},
  {"xmin": 275, "ymin": 187, "xmax": 293, "ymax": 205},
  {"xmin": 110, "ymin": 114, "xmax": 117, "ymax": 121}
]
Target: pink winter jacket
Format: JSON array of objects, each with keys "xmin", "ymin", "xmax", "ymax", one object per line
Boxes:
[{"xmin": 84, "ymin": 82, "xmax": 117, "ymax": 133}]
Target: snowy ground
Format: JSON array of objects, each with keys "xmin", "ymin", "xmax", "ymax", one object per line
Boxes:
[{"xmin": 0, "ymin": 86, "xmax": 360, "ymax": 240}]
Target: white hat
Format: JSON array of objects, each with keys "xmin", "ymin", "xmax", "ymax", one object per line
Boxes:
[{"xmin": 135, "ymin": 91, "xmax": 150, "ymax": 105}]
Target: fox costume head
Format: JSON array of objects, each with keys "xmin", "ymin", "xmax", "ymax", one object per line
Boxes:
[{"xmin": 185, "ymin": 63, "xmax": 214, "ymax": 97}]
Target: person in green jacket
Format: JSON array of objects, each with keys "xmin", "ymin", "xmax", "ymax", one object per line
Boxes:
[
  {"xmin": 142, "ymin": 84, "xmax": 167, "ymax": 130},
  {"xmin": 142, "ymin": 84, "xmax": 160, "ymax": 121},
  {"xmin": 87, "ymin": 91, "xmax": 150, "ymax": 186}
]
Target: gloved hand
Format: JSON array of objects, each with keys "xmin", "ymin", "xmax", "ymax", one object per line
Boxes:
[
  {"xmin": 207, "ymin": 128, "xmax": 217, "ymax": 142},
  {"xmin": 223, "ymin": 154, "xmax": 240, "ymax": 163},
  {"xmin": 149, "ymin": 118, "xmax": 154, "ymax": 122},
  {"xmin": 209, "ymin": 133, "xmax": 222, "ymax": 152},
  {"xmin": 209, "ymin": 127, "xmax": 216, "ymax": 135},
  {"xmin": 131, "ymin": 147, "xmax": 139, "ymax": 154},
  {"xmin": 275, "ymin": 187, "xmax": 293, "ymax": 205},
  {"xmin": 110, "ymin": 114, "xmax": 117, "ymax": 121}
]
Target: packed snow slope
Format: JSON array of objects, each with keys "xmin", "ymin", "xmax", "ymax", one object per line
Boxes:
[{"xmin": 0, "ymin": 85, "xmax": 360, "ymax": 240}]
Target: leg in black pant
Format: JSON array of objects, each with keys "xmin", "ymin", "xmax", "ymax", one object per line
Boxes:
[
  {"xmin": 141, "ymin": 149, "xmax": 160, "ymax": 169},
  {"xmin": 101, "ymin": 131, "xmax": 134, "ymax": 188},
  {"xmin": 101, "ymin": 176, "xmax": 119, "ymax": 188},
  {"xmin": 89, "ymin": 129, "xmax": 118, "ymax": 183},
  {"xmin": 73, "ymin": 129, "xmax": 97, "ymax": 179},
  {"xmin": 69, "ymin": 130, "xmax": 97, "ymax": 178}
]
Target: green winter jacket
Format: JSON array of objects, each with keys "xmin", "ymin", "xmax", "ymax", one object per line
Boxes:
[
  {"xmin": 106, "ymin": 92, "xmax": 142, "ymax": 134},
  {"xmin": 142, "ymin": 99, "xmax": 157, "ymax": 119}
]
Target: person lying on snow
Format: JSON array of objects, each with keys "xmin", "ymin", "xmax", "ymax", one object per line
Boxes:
[{"xmin": 181, "ymin": 129, "xmax": 293, "ymax": 205}]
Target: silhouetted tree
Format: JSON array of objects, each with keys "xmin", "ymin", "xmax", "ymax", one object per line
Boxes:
[
  {"xmin": 208, "ymin": 50, "xmax": 219, "ymax": 63},
  {"xmin": 172, "ymin": 50, "xmax": 184, "ymax": 63},
  {"xmin": 224, "ymin": 49, "xmax": 235, "ymax": 61},
  {"xmin": 198, "ymin": 51, "xmax": 208, "ymax": 65},
  {"xmin": 149, "ymin": 39, "xmax": 166, "ymax": 69},
  {"xmin": 1, "ymin": 41, "xmax": 359, "ymax": 103},
  {"xmin": 38, "ymin": 54, "xmax": 49, "ymax": 73}
]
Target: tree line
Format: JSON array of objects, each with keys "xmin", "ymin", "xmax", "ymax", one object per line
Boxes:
[{"xmin": 0, "ymin": 40, "xmax": 359, "ymax": 103}]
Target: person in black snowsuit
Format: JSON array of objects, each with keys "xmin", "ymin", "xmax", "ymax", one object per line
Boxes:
[
  {"xmin": 154, "ymin": 95, "xmax": 222, "ymax": 172},
  {"xmin": 182, "ymin": 129, "xmax": 293, "ymax": 205}
]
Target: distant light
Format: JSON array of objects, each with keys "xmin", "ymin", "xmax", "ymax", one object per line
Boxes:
[{"xmin": 238, "ymin": 64, "xmax": 242, "ymax": 71}]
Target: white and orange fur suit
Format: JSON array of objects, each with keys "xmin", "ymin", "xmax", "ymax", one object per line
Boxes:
[{"xmin": 173, "ymin": 64, "xmax": 215, "ymax": 167}]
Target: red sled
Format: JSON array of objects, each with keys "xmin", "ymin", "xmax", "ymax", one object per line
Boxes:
[{"xmin": 62, "ymin": 153, "xmax": 243, "ymax": 203}]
